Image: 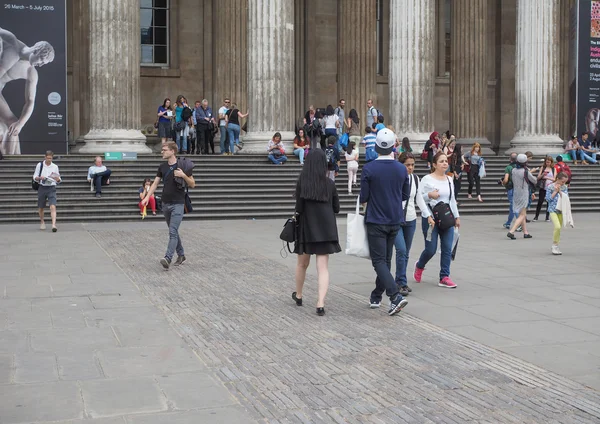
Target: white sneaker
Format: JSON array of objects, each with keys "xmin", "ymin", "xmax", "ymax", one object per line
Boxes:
[
  {"xmin": 40, "ymin": 222, "xmax": 46, "ymax": 230},
  {"xmin": 551, "ymin": 245, "xmax": 562, "ymax": 255}
]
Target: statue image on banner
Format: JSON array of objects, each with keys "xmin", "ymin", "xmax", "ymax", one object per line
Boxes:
[{"xmin": 0, "ymin": 26, "xmax": 55, "ymax": 155}]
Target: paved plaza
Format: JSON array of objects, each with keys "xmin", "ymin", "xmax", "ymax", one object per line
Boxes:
[{"xmin": 1, "ymin": 213, "xmax": 599, "ymax": 423}]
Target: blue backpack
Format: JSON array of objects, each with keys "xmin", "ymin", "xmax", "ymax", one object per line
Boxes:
[
  {"xmin": 365, "ymin": 147, "xmax": 378, "ymax": 162},
  {"xmin": 339, "ymin": 133, "xmax": 349, "ymax": 149}
]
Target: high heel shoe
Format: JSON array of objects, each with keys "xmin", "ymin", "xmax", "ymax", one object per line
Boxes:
[
  {"xmin": 292, "ymin": 292, "xmax": 302, "ymax": 306},
  {"xmin": 316, "ymin": 307, "xmax": 325, "ymax": 316}
]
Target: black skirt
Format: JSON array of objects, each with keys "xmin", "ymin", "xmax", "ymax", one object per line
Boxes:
[{"xmin": 294, "ymin": 241, "xmax": 341, "ymax": 256}]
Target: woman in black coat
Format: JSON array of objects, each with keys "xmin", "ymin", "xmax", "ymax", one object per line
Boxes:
[{"xmin": 292, "ymin": 149, "xmax": 341, "ymax": 316}]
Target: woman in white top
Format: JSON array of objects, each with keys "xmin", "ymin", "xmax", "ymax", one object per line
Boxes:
[
  {"xmin": 414, "ymin": 152, "xmax": 460, "ymax": 289},
  {"xmin": 344, "ymin": 141, "xmax": 359, "ymax": 194},
  {"xmin": 394, "ymin": 152, "xmax": 428, "ymax": 296}
]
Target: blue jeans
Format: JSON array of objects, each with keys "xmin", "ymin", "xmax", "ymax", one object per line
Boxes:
[
  {"xmin": 578, "ymin": 150, "xmax": 597, "ymax": 163},
  {"xmin": 91, "ymin": 169, "xmax": 111, "ymax": 194},
  {"xmin": 227, "ymin": 123, "xmax": 241, "ymax": 153},
  {"xmin": 219, "ymin": 125, "xmax": 229, "ymax": 154},
  {"xmin": 293, "ymin": 148, "xmax": 305, "ymax": 164},
  {"xmin": 394, "ymin": 220, "xmax": 417, "ymax": 287},
  {"xmin": 367, "ymin": 223, "xmax": 402, "ymax": 303},
  {"xmin": 504, "ymin": 189, "xmax": 515, "ymax": 226},
  {"xmin": 163, "ymin": 203, "xmax": 185, "ymax": 261},
  {"xmin": 268, "ymin": 154, "xmax": 287, "ymax": 164},
  {"xmin": 416, "ymin": 217, "xmax": 454, "ymax": 281},
  {"xmin": 568, "ymin": 150, "xmax": 577, "ymax": 162},
  {"xmin": 175, "ymin": 123, "xmax": 188, "ymax": 152}
]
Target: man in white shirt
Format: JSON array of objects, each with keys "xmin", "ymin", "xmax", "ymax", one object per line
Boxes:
[
  {"xmin": 218, "ymin": 98, "xmax": 230, "ymax": 155},
  {"xmin": 334, "ymin": 99, "xmax": 346, "ymax": 137},
  {"xmin": 32, "ymin": 150, "xmax": 61, "ymax": 232},
  {"xmin": 87, "ymin": 156, "xmax": 111, "ymax": 198},
  {"xmin": 366, "ymin": 99, "xmax": 378, "ymax": 128}
]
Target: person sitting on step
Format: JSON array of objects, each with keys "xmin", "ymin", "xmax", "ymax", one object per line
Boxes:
[
  {"xmin": 139, "ymin": 178, "xmax": 157, "ymax": 216},
  {"xmin": 87, "ymin": 156, "xmax": 111, "ymax": 198}
]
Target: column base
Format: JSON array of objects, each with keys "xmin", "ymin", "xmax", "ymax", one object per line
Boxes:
[
  {"xmin": 241, "ymin": 131, "xmax": 296, "ymax": 154},
  {"xmin": 506, "ymin": 135, "xmax": 565, "ymax": 156},
  {"xmin": 80, "ymin": 130, "xmax": 152, "ymax": 154}
]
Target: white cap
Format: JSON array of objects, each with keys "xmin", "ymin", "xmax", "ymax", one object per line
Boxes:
[
  {"xmin": 516, "ymin": 153, "xmax": 528, "ymax": 164},
  {"xmin": 375, "ymin": 128, "xmax": 396, "ymax": 155}
]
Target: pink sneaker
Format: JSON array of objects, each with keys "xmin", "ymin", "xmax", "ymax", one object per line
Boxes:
[
  {"xmin": 438, "ymin": 276, "xmax": 457, "ymax": 289},
  {"xmin": 413, "ymin": 262, "xmax": 424, "ymax": 283}
]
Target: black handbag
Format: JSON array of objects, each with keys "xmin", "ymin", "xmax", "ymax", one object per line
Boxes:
[
  {"xmin": 184, "ymin": 190, "xmax": 193, "ymax": 214},
  {"xmin": 280, "ymin": 215, "xmax": 298, "ymax": 253},
  {"xmin": 32, "ymin": 162, "xmax": 43, "ymax": 191}
]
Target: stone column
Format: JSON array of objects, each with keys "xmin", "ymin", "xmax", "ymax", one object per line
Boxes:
[
  {"xmin": 213, "ymin": 0, "xmax": 248, "ymax": 115},
  {"xmin": 450, "ymin": 0, "xmax": 491, "ymax": 151},
  {"xmin": 243, "ymin": 0, "xmax": 295, "ymax": 152},
  {"xmin": 339, "ymin": 0, "xmax": 376, "ymax": 130},
  {"xmin": 389, "ymin": 0, "xmax": 436, "ymax": 149},
  {"xmin": 509, "ymin": 0, "xmax": 563, "ymax": 154},
  {"xmin": 81, "ymin": 0, "xmax": 150, "ymax": 154}
]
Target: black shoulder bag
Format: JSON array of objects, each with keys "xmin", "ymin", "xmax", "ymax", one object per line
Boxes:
[
  {"xmin": 280, "ymin": 214, "xmax": 299, "ymax": 253},
  {"xmin": 430, "ymin": 177, "xmax": 456, "ymax": 231},
  {"xmin": 32, "ymin": 162, "xmax": 43, "ymax": 191}
]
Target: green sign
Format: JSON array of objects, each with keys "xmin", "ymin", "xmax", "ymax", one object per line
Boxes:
[
  {"xmin": 104, "ymin": 152, "xmax": 122, "ymax": 160},
  {"xmin": 104, "ymin": 152, "xmax": 138, "ymax": 160}
]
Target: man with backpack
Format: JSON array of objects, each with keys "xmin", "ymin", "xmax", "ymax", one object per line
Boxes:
[
  {"xmin": 325, "ymin": 135, "xmax": 340, "ymax": 181},
  {"xmin": 366, "ymin": 99, "xmax": 378, "ymax": 128},
  {"xmin": 334, "ymin": 99, "xmax": 346, "ymax": 137},
  {"xmin": 142, "ymin": 142, "xmax": 195, "ymax": 269},
  {"xmin": 554, "ymin": 156, "xmax": 572, "ymax": 185},
  {"xmin": 502, "ymin": 152, "xmax": 518, "ymax": 229}
]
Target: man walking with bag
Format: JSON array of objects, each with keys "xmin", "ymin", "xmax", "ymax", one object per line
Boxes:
[
  {"xmin": 33, "ymin": 150, "xmax": 61, "ymax": 232},
  {"xmin": 360, "ymin": 129, "xmax": 411, "ymax": 315},
  {"xmin": 142, "ymin": 142, "xmax": 195, "ymax": 269}
]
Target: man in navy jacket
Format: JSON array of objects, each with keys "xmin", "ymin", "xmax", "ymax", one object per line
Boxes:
[{"xmin": 360, "ymin": 129, "xmax": 411, "ymax": 316}]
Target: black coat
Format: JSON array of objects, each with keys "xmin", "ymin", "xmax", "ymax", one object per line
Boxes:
[{"xmin": 295, "ymin": 179, "xmax": 340, "ymax": 243}]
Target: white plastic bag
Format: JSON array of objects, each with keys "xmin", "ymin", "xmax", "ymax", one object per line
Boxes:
[
  {"xmin": 345, "ymin": 197, "xmax": 370, "ymax": 259},
  {"xmin": 478, "ymin": 162, "xmax": 486, "ymax": 178}
]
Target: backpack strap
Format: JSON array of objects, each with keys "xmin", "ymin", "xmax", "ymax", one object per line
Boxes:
[
  {"xmin": 402, "ymin": 175, "xmax": 412, "ymax": 219},
  {"xmin": 447, "ymin": 176, "xmax": 454, "ymax": 201}
]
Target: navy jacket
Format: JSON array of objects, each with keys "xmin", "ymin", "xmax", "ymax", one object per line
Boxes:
[{"xmin": 359, "ymin": 159, "xmax": 410, "ymax": 225}]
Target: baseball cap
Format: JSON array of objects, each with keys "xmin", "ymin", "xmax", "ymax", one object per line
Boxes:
[
  {"xmin": 516, "ymin": 153, "xmax": 528, "ymax": 164},
  {"xmin": 375, "ymin": 129, "xmax": 396, "ymax": 155}
]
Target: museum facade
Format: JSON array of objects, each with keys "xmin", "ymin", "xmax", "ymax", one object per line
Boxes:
[{"xmin": 65, "ymin": 0, "xmax": 575, "ymax": 154}]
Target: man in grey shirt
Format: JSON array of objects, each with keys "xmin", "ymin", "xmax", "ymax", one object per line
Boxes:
[
  {"xmin": 366, "ymin": 99, "xmax": 378, "ymax": 129},
  {"xmin": 335, "ymin": 99, "xmax": 346, "ymax": 137}
]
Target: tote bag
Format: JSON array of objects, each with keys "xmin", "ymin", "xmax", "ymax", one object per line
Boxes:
[
  {"xmin": 478, "ymin": 162, "xmax": 486, "ymax": 178},
  {"xmin": 345, "ymin": 197, "xmax": 370, "ymax": 259}
]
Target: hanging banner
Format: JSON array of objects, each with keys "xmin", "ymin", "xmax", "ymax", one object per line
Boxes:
[
  {"xmin": 574, "ymin": 0, "xmax": 600, "ymax": 139},
  {"xmin": 0, "ymin": 0, "xmax": 67, "ymax": 155}
]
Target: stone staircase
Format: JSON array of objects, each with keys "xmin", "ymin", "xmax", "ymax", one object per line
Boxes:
[{"xmin": 1, "ymin": 154, "xmax": 599, "ymax": 224}]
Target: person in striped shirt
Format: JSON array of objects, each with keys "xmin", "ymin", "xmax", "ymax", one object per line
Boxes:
[{"xmin": 361, "ymin": 126, "xmax": 378, "ymax": 162}]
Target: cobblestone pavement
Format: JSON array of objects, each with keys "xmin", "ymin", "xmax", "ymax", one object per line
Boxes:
[{"xmin": 91, "ymin": 228, "xmax": 600, "ymax": 424}]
